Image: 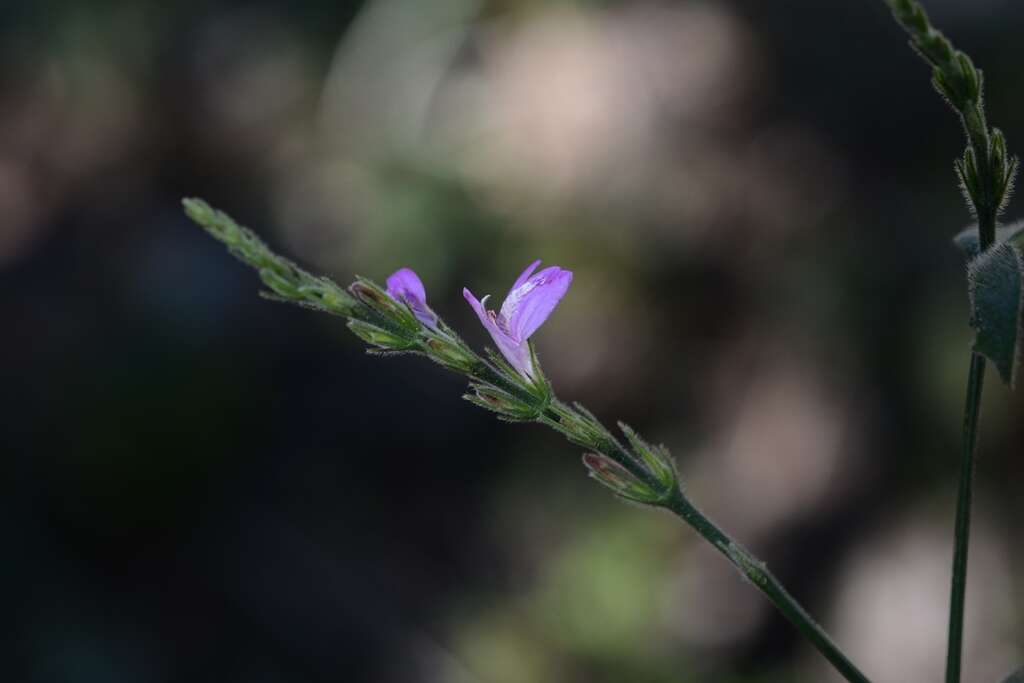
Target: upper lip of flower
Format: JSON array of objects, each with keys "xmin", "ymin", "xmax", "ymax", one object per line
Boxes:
[
  {"xmin": 463, "ymin": 260, "xmax": 573, "ymax": 378},
  {"xmin": 386, "ymin": 267, "xmax": 438, "ymax": 328}
]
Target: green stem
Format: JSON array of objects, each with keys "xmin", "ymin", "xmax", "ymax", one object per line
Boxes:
[
  {"xmin": 946, "ymin": 351, "xmax": 986, "ymax": 683},
  {"xmin": 664, "ymin": 491, "xmax": 872, "ymax": 683},
  {"xmin": 945, "ymin": 121, "xmax": 996, "ymax": 679},
  {"xmin": 882, "ymin": 6, "xmax": 1003, "ymax": 680}
]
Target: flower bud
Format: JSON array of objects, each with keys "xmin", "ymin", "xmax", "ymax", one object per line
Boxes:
[
  {"xmin": 619, "ymin": 423, "xmax": 678, "ymax": 491},
  {"xmin": 424, "ymin": 335, "xmax": 480, "ymax": 374},
  {"xmin": 349, "ymin": 278, "xmax": 419, "ymax": 330},
  {"xmin": 463, "ymin": 383, "xmax": 539, "ymax": 421},
  {"xmin": 300, "ymin": 281, "xmax": 359, "ymax": 317},
  {"xmin": 260, "ymin": 267, "xmax": 302, "ymax": 299},
  {"xmin": 582, "ymin": 453, "xmax": 665, "ymax": 504},
  {"xmin": 347, "ymin": 319, "xmax": 416, "ymax": 351}
]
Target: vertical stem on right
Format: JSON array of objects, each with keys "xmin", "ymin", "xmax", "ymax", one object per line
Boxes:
[{"xmin": 946, "ymin": 351, "xmax": 986, "ymax": 683}]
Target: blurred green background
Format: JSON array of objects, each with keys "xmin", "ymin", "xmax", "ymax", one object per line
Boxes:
[{"xmin": 3, "ymin": 0, "xmax": 1023, "ymax": 681}]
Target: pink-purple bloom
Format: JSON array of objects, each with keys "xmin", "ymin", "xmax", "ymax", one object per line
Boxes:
[
  {"xmin": 386, "ymin": 268, "xmax": 438, "ymax": 328},
  {"xmin": 463, "ymin": 260, "xmax": 573, "ymax": 379}
]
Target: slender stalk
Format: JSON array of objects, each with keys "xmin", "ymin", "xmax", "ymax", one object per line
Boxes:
[
  {"xmin": 945, "ymin": 180, "xmax": 995, "ymax": 683},
  {"xmin": 942, "ymin": 41, "xmax": 997, "ymax": 683},
  {"xmin": 883, "ymin": 3, "xmax": 1017, "ymax": 681},
  {"xmin": 945, "ymin": 76, "xmax": 998, "ymax": 674},
  {"xmin": 664, "ymin": 491, "xmax": 872, "ymax": 683},
  {"xmin": 945, "ymin": 121, "xmax": 995, "ymax": 679},
  {"xmin": 946, "ymin": 351, "xmax": 986, "ymax": 682}
]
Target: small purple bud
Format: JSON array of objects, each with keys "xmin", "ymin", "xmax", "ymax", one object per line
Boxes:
[
  {"xmin": 386, "ymin": 267, "xmax": 438, "ymax": 329},
  {"xmin": 463, "ymin": 260, "xmax": 572, "ymax": 379}
]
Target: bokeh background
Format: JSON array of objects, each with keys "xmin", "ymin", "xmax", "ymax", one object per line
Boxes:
[{"xmin": 4, "ymin": 0, "xmax": 1024, "ymax": 681}]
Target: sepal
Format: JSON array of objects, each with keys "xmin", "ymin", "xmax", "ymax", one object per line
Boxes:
[
  {"xmin": 955, "ymin": 147, "xmax": 982, "ymax": 217},
  {"xmin": 542, "ymin": 403, "xmax": 611, "ymax": 450},
  {"xmin": 423, "ymin": 333, "xmax": 481, "ymax": 374},
  {"xmin": 347, "ymin": 319, "xmax": 417, "ymax": 351},
  {"xmin": 464, "ymin": 383, "xmax": 540, "ymax": 421},
  {"xmin": 522, "ymin": 342, "xmax": 553, "ymax": 401},
  {"xmin": 619, "ymin": 423, "xmax": 678, "ymax": 492},
  {"xmin": 260, "ymin": 268, "xmax": 302, "ymax": 299},
  {"xmin": 483, "ymin": 342, "xmax": 553, "ymax": 406},
  {"xmin": 990, "ymin": 128, "xmax": 1018, "ymax": 216},
  {"xmin": 349, "ymin": 278, "xmax": 420, "ymax": 331},
  {"xmin": 582, "ymin": 453, "xmax": 669, "ymax": 505}
]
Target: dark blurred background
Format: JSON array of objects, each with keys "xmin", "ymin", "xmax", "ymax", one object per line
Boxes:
[{"xmin": 4, "ymin": 1, "xmax": 1023, "ymax": 681}]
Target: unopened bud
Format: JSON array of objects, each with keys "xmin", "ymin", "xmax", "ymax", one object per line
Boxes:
[
  {"xmin": 299, "ymin": 281, "xmax": 359, "ymax": 317},
  {"xmin": 619, "ymin": 423, "xmax": 678, "ymax": 491},
  {"xmin": 347, "ymin": 319, "xmax": 415, "ymax": 350},
  {"xmin": 260, "ymin": 268, "xmax": 301, "ymax": 299},
  {"xmin": 463, "ymin": 383, "xmax": 539, "ymax": 421},
  {"xmin": 425, "ymin": 336, "xmax": 479, "ymax": 373},
  {"xmin": 992, "ymin": 129, "xmax": 1008, "ymax": 170},
  {"xmin": 582, "ymin": 453, "xmax": 665, "ymax": 504},
  {"xmin": 349, "ymin": 278, "xmax": 419, "ymax": 330},
  {"xmin": 955, "ymin": 52, "xmax": 980, "ymax": 102}
]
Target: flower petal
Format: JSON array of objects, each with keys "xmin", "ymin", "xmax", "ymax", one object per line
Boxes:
[
  {"xmin": 386, "ymin": 268, "xmax": 427, "ymax": 303},
  {"xmin": 500, "ymin": 266, "xmax": 573, "ymax": 342},
  {"xmin": 387, "ymin": 267, "xmax": 437, "ymax": 328},
  {"xmin": 464, "ymin": 287, "xmax": 534, "ymax": 377},
  {"xmin": 509, "ymin": 259, "xmax": 542, "ymax": 296}
]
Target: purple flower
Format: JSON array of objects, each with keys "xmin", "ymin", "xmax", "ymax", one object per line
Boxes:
[
  {"xmin": 463, "ymin": 260, "xmax": 573, "ymax": 379},
  {"xmin": 386, "ymin": 268, "xmax": 438, "ymax": 328}
]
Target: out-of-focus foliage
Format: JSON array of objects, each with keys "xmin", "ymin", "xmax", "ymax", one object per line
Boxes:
[{"xmin": 3, "ymin": 1, "xmax": 1024, "ymax": 682}]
